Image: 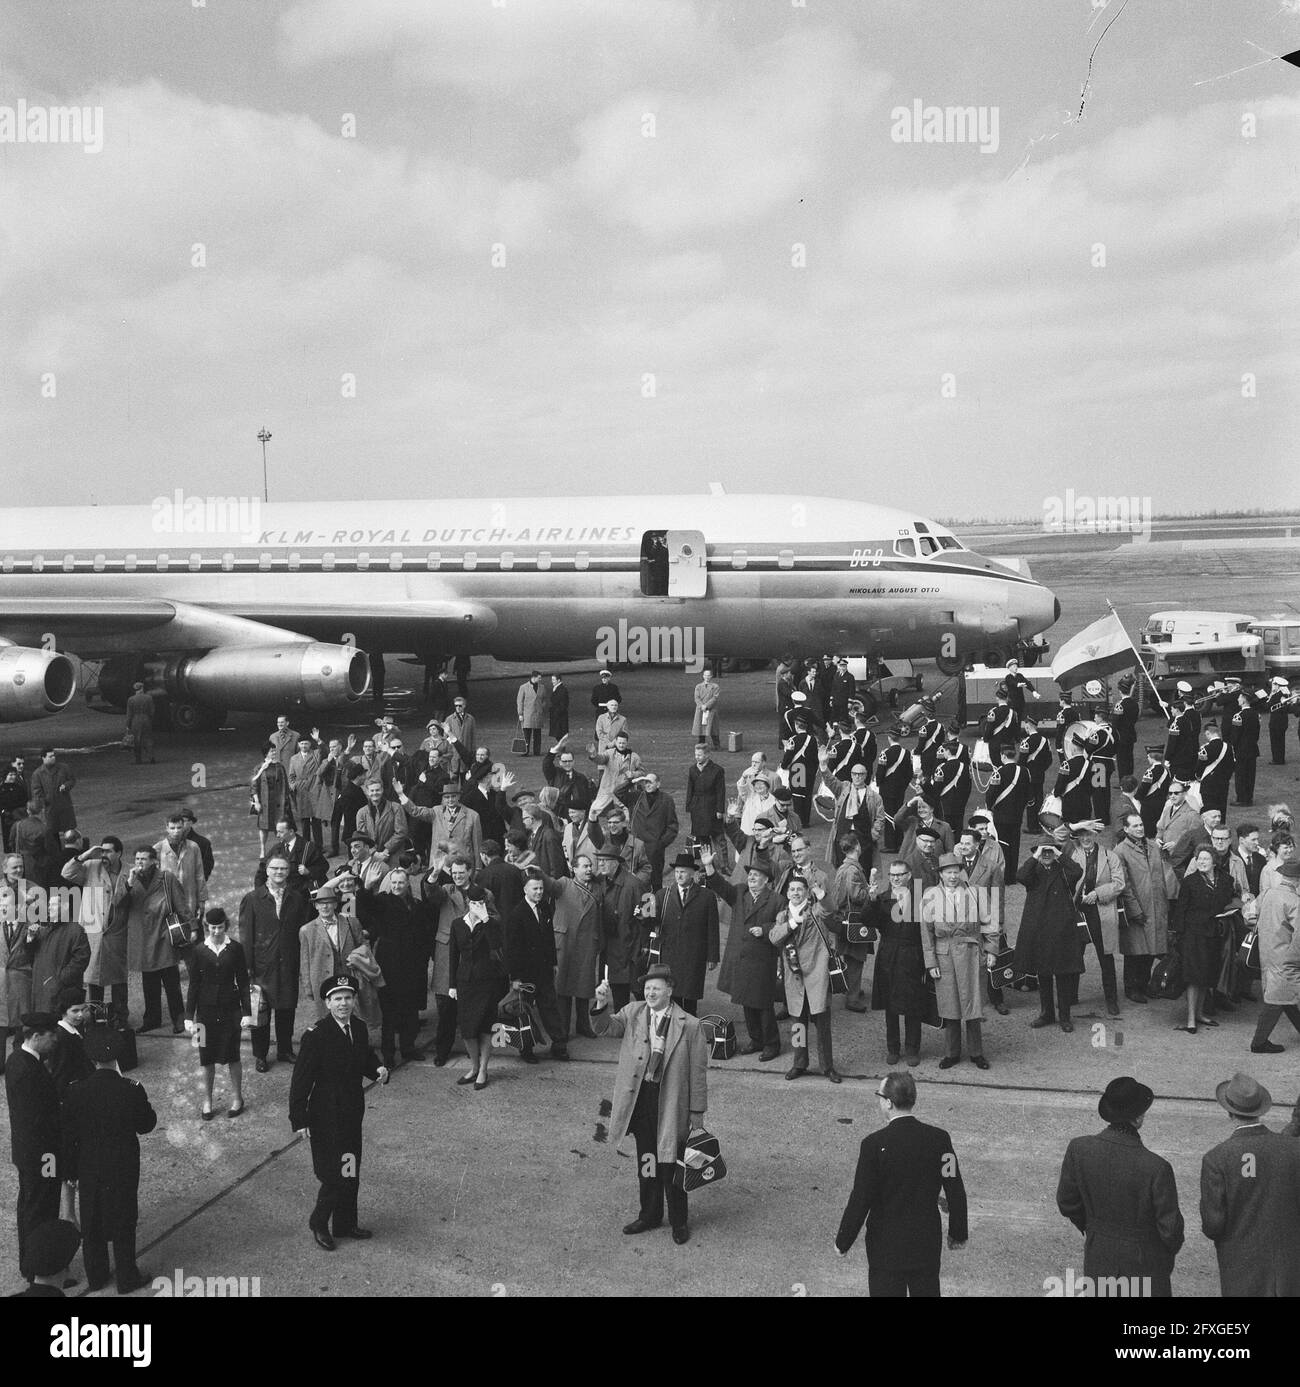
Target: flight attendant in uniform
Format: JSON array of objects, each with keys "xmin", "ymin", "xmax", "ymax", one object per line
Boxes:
[{"xmin": 289, "ymin": 974, "xmax": 389, "ymax": 1252}]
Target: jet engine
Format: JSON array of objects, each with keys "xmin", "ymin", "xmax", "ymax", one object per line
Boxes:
[
  {"xmin": 161, "ymin": 642, "xmax": 370, "ymax": 712},
  {"xmin": 0, "ymin": 643, "xmax": 78, "ymax": 721}
]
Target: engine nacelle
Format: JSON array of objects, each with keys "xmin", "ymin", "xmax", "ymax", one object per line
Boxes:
[
  {"xmin": 166, "ymin": 643, "xmax": 370, "ymax": 712},
  {"xmin": 0, "ymin": 645, "xmax": 78, "ymax": 721}
]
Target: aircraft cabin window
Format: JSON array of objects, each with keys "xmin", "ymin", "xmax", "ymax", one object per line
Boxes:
[
  {"xmin": 388, "ymin": 552, "xmax": 403, "ymax": 571},
  {"xmin": 575, "ymin": 551, "xmax": 590, "ymax": 572},
  {"xmin": 731, "ymin": 549, "xmax": 748, "ymax": 570},
  {"xmin": 155, "ymin": 553, "xmax": 169, "ymax": 572},
  {"xmin": 32, "ymin": 555, "xmax": 44, "ymax": 572},
  {"xmin": 124, "ymin": 553, "xmax": 137, "ymax": 572},
  {"xmin": 221, "ymin": 552, "xmax": 235, "ymax": 572},
  {"xmin": 356, "ymin": 552, "xmax": 370, "ymax": 571},
  {"xmin": 778, "ymin": 549, "xmax": 795, "ymax": 570},
  {"xmin": 287, "ymin": 552, "xmax": 301, "ymax": 571},
  {"xmin": 426, "ymin": 552, "xmax": 441, "ymax": 571},
  {"xmin": 189, "ymin": 552, "xmax": 203, "ymax": 572},
  {"xmin": 258, "ymin": 552, "xmax": 272, "ymax": 572},
  {"xmin": 92, "ymin": 554, "xmax": 106, "ymax": 572},
  {"xmin": 63, "ymin": 554, "xmax": 76, "ymax": 572},
  {"xmin": 464, "ymin": 551, "xmax": 479, "ymax": 571},
  {"xmin": 500, "ymin": 551, "xmax": 515, "ymax": 570},
  {"xmin": 894, "ymin": 538, "xmax": 916, "ymax": 558},
  {"xmin": 1, "ymin": 557, "xmax": 12, "ymax": 573},
  {"xmin": 640, "ymin": 530, "xmax": 669, "ymax": 596},
  {"xmin": 537, "ymin": 551, "xmax": 552, "ymax": 571}
]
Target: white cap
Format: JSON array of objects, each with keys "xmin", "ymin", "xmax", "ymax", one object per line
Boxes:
[
  {"xmin": 1273, "ymin": 676, "xmax": 1288, "ymax": 686},
  {"xmin": 1176, "ymin": 681, "xmax": 1192, "ymax": 695}
]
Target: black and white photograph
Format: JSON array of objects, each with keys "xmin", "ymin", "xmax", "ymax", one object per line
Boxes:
[{"xmin": 1, "ymin": 0, "xmax": 1297, "ymax": 1337}]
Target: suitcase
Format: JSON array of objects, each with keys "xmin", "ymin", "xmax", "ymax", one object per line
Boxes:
[
  {"xmin": 673, "ymin": 1129, "xmax": 727, "ymax": 1192},
  {"xmin": 114, "ymin": 1024, "xmax": 138, "ymax": 1073},
  {"xmin": 699, "ymin": 1013, "xmax": 737, "ymax": 1060},
  {"xmin": 727, "ymin": 731, "xmax": 744, "ymax": 753}
]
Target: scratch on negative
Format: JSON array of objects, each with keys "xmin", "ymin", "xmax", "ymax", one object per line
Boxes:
[{"xmin": 450, "ymin": 1160, "xmax": 470, "ymax": 1225}]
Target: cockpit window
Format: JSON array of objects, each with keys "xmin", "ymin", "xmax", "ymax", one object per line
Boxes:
[
  {"xmin": 918, "ymin": 535, "xmax": 939, "ymax": 556},
  {"xmin": 894, "ymin": 537, "xmax": 916, "ymax": 558},
  {"xmin": 937, "ymin": 536, "xmax": 961, "ymax": 552}
]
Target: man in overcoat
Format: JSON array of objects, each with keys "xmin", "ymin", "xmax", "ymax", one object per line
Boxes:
[
  {"xmin": 1056, "ymin": 1076, "xmax": 1185, "ymax": 1296},
  {"xmin": 61, "ymin": 1023, "xmax": 157, "ymax": 1293},
  {"xmin": 644, "ymin": 853, "xmax": 719, "ymax": 1017},
  {"xmin": 1015, "ymin": 835, "xmax": 1085, "ymax": 1032},
  {"xmin": 289, "ymin": 975, "xmax": 389, "ymax": 1251},
  {"xmin": 299, "ymin": 884, "xmax": 364, "ymax": 1024},
  {"xmin": 701, "ymin": 849, "xmax": 780, "ymax": 1059},
  {"xmin": 239, "ymin": 853, "xmax": 310, "ymax": 1071},
  {"xmin": 5, "ymin": 1011, "xmax": 62, "ymax": 1281},
  {"xmin": 541, "ymin": 856, "xmax": 604, "ymax": 1041},
  {"xmin": 1115, "ymin": 812, "xmax": 1179, "ymax": 1004},
  {"xmin": 118, "ymin": 844, "xmax": 186, "ymax": 1034},
  {"xmin": 591, "ymin": 965, "xmax": 708, "ymax": 1245}
]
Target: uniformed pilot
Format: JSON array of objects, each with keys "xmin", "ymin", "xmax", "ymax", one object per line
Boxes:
[{"xmin": 289, "ymin": 974, "xmax": 389, "ymax": 1252}]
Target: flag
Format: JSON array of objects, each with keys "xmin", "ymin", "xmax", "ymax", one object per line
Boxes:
[{"xmin": 1051, "ymin": 612, "xmax": 1137, "ymax": 689}]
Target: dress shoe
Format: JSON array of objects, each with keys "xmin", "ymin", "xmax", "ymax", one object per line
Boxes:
[
  {"xmin": 1059, "ymin": 1019, "xmax": 1074, "ymax": 1033},
  {"xmin": 474, "ymin": 1077, "xmax": 489, "ymax": 1091},
  {"xmin": 785, "ymin": 1063, "xmax": 808, "ymax": 1081},
  {"xmin": 844, "ymin": 1002, "xmax": 869, "ymax": 1014},
  {"xmin": 994, "ymin": 1004, "xmax": 1010, "ymax": 1016},
  {"xmin": 312, "ymin": 1226, "xmax": 336, "ymax": 1252},
  {"xmin": 138, "ymin": 1019, "xmax": 160, "ymax": 1034},
  {"xmin": 335, "ymin": 1227, "xmax": 373, "ymax": 1240},
  {"xmin": 1251, "ymin": 1041, "xmax": 1285, "ymax": 1054},
  {"xmin": 432, "ymin": 1055, "xmax": 448, "ymax": 1067},
  {"xmin": 201, "ymin": 1107, "xmax": 214, "ymax": 1122},
  {"xmin": 226, "ymin": 1101, "xmax": 245, "ymax": 1119},
  {"xmin": 277, "ymin": 1049, "xmax": 297, "ymax": 1063},
  {"xmin": 972, "ymin": 1056, "xmax": 990, "ymax": 1071},
  {"xmin": 576, "ymin": 1024, "xmax": 597, "ymax": 1040},
  {"xmin": 824, "ymin": 1068, "xmax": 843, "ymax": 1084},
  {"xmin": 1030, "ymin": 1013, "xmax": 1055, "ymax": 1029},
  {"xmin": 456, "ymin": 1073, "xmax": 477, "ymax": 1086},
  {"xmin": 758, "ymin": 1046, "xmax": 781, "ymax": 1062},
  {"xmin": 172, "ymin": 1018, "xmax": 186, "ymax": 1035},
  {"xmin": 672, "ymin": 1226, "xmax": 691, "ymax": 1246},
  {"xmin": 549, "ymin": 1048, "xmax": 570, "ymax": 1062},
  {"xmin": 622, "ymin": 1218, "xmax": 661, "ymax": 1235},
  {"xmin": 737, "ymin": 1041, "xmax": 761, "ymax": 1055},
  {"xmin": 904, "ymin": 1053, "xmax": 921, "ymax": 1067},
  {"xmin": 255, "ymin": 1059, "xmax": 270, "ymax": 1073},
  {"xmin": 1125, "ymin": 990, "xmax": 1148, "ymax": 1005},
  {"xmin": 116, "ymin": 1269, "xmax": 152, "ymax": 1295},
  {"xmin": 885, "ymin": 1052, "xmax": 901, "ymax": 1066},
  {"xmin": 1106, "ymin": 1001, "xmax": 1121, "ymax": 1018},
  {"xmin": 521, "ymin": 1050, "xmax": 539, "ymax": 1064},
  {"xmin": 938, "ymin": 1056, "xmax": 961, "ymax": 1070}
]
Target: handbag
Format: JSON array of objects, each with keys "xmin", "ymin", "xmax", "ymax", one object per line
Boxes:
[
  {"xmin": 845, "ymin": 912, "xmax": 876, "ymax": 951},
  {"xmin": 511, "ymin": 735, "xmax": 528, "ymax": 755},
  {"xmin": 1149, "ymin": 952, "xmax": 1186, "ymax": 1000},
  {"xmin": 699, "ymin": 1013, "xmax": 737, "ymax": 1060},
  {"xmin": 987, "ymin": 947, "xmax": 1016, "ymax": 989},
  {"xmin": 1238, "ymin": 928, "xmax": 1260, "ymax": 974},
  {"xmin": 672, "ymin": 1129, "xmax": 727, "ymax": 1192}
]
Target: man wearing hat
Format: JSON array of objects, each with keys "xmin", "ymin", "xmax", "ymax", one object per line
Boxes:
[
  {"xmin": 124, "ymin": 681, "xmax": 156, "ymax": 765},
  {"xmin": 28, "ymin": 881, "xmax": 90, "ymax": 1015},
  {"xmin": 9, "ymin": 1218, "xmax": 80, "ymax": 1296},
  {"xmin": 1164, "ymin": 683, "xmax": 1201, "ymax": 781},
  {"xmin": 62, "ymin": 1023, "xmax": 157, "ymax": 1293},
  {"xmin": 589, "ymin": 668, "xmax": 622, "ymax": 712},
  {"xmin": 290, "ymin": 976, "xmax": 389, "ymax": 1251},
  {"xmin": 1227, "ymin": 687, "xmax": 1260, "ymax": 806},
  {"xmin": 1070, "ymin": 820, "xmax": 1124, "ymax": 1018},
  {"xmin": 1266, "ymin": 676, "xmax": 1294, "ymax": 764},
  {"xmin": 642, "ymin": 854, "xmax": 719, "ymax": 1017},
  {"xmin": 516, "ymin": 670, "xmax": 549, "ymax": 757},
  {"xmin": 780, "ymin": 716, "xmax": 820, "ymax": 830},
  {"xmin": 1056, "ymin": 1077, "xmax": 1184, "ymax": 1296},
  {"xmin": 1200, "ymin": 1072, "xmax": 1300, "ymax": 1295},
  {"xmin": 592, "ymin": 847, "xmax": 643, "ymax": 1013},
  {"xmin": 699, "ymin": 846, "xmax": 781, "ymax": 1057},
  {"xmin": 1197, "ymin": 721, "xmax": 1235, "ymax": 823},
  {"xmin": 5, "ymin": 1011, "xmax": 63, "ymax": 1279},
  {"xmin": 299, "ymin": 884, "xmax": 364, "ymax": 1024},
  {"xmin": 1133, "ymin": 745, "xmax": 1172, "ymax": 838},
  {"xmin": 915, "ymin": 701, "xmax": 946, "ymax": 781},
  {"xmin": 930, "ymin": 738, "xmax": 972, "ymax": 838},
  {"xmin": 978, "ymin": 685, "xmax": 1020, "ymax": 764},
  {"xmin": 1017, "ymin": 715, "xmax": 1053, "ymax": 834},
  {"xmin": 592, "ymin": 964, "xmax": 708, "ymax": 1245},
  {"xmin": 874, "ymin": 731, "xmax": 913, "ymax": 852},
  {"xmin": 1250, "ymin": 858, "xmax": 1300, "ymax": 1053},
  {"xmin": 1016, "ymin": 833, "xmax": 1085, "ymax": 1031},
  {"xmin": 1107, "ymin": 674, "xmax": 1138, "ymax": 778},
  {"xmin": 984, "ymin": 745, "xmax": 1032, "ymax": 874},
  {"xmin": 398, "ymin": 776, "xmax": 482, "ymax": 863},
  {"xmin": 287, "ymin": 735, "xmax": 326, "ymax": 850}
]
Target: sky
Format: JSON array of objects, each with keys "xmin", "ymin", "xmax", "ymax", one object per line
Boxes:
[{"xmin": 1, "ymin": 0, "xmax": 1297, "ymax": 521}]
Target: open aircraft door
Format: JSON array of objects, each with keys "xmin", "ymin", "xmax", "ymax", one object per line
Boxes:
[{"xmin": 664, "ymin": 530, "xmax": 707, "ymax": 597}]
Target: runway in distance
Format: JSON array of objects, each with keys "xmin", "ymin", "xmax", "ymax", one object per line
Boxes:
[{"xmin": 0, "ymin": 492, "xmax": 1059, "ymax": 728}]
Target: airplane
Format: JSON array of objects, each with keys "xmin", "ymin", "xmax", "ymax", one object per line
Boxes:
[{"xmin": 0, "ymin": 491, "xmax": 1059, "ymax": 728}]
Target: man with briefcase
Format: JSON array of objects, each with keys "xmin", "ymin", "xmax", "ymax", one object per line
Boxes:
[{"xmin": 591, "ymin": 965, "xmax": 708, "ymax": 1246}]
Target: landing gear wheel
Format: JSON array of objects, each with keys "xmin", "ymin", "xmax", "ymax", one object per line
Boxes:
[
  {"xmin": 857, "ymin": 691, "xmax": 879, "ymax": 718},
  {"xmin": 166, "ymin": 701, "xmax": 224, "ymax": 733}
]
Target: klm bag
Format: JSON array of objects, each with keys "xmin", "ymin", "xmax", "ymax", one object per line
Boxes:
[
  {"xmin": 845, "ymin": 913, "xmax": 876, "ymax": 951},
  {"xmin": 673, "ymin": 1129, "xmax": 727, "ymax": 1193},
  {"xmin": 1238, "ymin": 929, "xmax": 1260, "ymax": 975},
  {"xmin": 812, "ymin": 913, "xmax": 850, "ymax": 995},
  {"xmin": 699, "ymin": 1013, "xmax": 737, "ymax": 1061},
  {"xmin": 987, "ymin": 948, "xmax": 1016, "ymax": 989}
]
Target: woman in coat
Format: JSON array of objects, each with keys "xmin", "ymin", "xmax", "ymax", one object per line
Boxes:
[
  {"xmin": 448, "ymin": 892, "xmax": 508, "ymax": 1089},
  {"xmin": 1170, "ymin": 847, "xmax": 1235, "ymax": 1034},
  {"xmin": 251, "ymin": 744, "xmax": 294, "ymax": 853},
  {"xmin": 1115, "ymin": 812, "xmax": 1180, "ymax": 1003},
  {"xmin": 921, "ymin": 855, "xmax": 999, "ymax": 1069},
  {"xmin": 185, "ymin": 907, "xmax": 253, "ymax": 1119},
  {"xmin": 868, "ymin": 861, "xmax": 930, "ymax": 1065},
  {"xmin": 701, "ymin": 850, "xmax": 781, "ymax": 1060},
  {"xmin": 769, "ymin": 873, "xmax": 842, "ymax": 1082},
  {"xmin": 1016, "ymin": 838, "xmax": 1086, "ymax": 1032}
]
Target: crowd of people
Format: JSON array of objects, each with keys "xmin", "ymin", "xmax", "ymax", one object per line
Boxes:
[{"xmin": 3, "ymin": 652, "xmax": 1300, "ymax": 1292}]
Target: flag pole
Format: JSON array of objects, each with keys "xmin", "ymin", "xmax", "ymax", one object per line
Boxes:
[{"xmin": 1106, "ymin": 600, "xmax": 1169, "ymax": 721}]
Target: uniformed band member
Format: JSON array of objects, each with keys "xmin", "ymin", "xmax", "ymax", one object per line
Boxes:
[
  {"xmin": 1018, "ymin": 715, "xmax": 1053, "ymax": 833},
  {"xmin": 1002, "ymin": 658, "xmax": 1039, "ymax": 717},
  {"xmin": 1227, "ymin": 690, "xmax": 1260, "ymax": 807},
  {"xmin": 1164, "ymin": 682, "xmax": 1201, "ymax": 780},
  {"xmin": 985, "ymin": 747, "xmax": 1031, "ymax": 874},
  {"xmin": 1266, "ymin": 677, "xmax": 1293, "ymax": 765},
  {"xmin": 289, "ymin": 974, "xmax": 389, "ymax": 1251},
  {"xmin": 1111, "ymin": 675, "xmax": 1140, "ymax": 780},
  {"xmin": 1134, "ymin": 746, "xmax": 1172, "ymax": 838},
  {"xmin": 1197, "ymin": 722, "xmax": 1235, "ymax": 822},
  {"xmin": 875, "ymin": 733, "xmax": 914, "ymax": 852},
  {"xmin": 591, "ymin": 964, "xmax": 708, "ymax": 1246},
  {"xmin": 62, "ymin": 1024, "xmax": 158, "ymax": 1294}
]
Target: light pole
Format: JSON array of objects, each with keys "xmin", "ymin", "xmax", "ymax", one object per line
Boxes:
[{"xmin": 257, "ymin": 427, "xmax": 272, "ymax": 503}]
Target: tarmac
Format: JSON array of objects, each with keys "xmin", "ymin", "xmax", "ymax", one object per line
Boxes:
[{"xmin": 1, "ymin": 542, "xmax": 1298, "ymax": 1298}]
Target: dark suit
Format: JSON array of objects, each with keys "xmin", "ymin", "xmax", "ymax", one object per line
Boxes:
[
  {"xmin": 5, "ymin": 1046, "xmax": 62, "ymax": 1279},
  {"xmin": 1200, "ymin": 1124, "xmax": 1300, "ymax": 1296},
  {"xmin": 288, "ymin": 1014, "xmax": 382, "ymax": 1238},
  {"xmin": 548, "ymin": 683, "xmax": 570, "ymax": 740},
  {"xmin": 238, "ymin": 885, "xmax": 311, "ymax": 1061},
  {"xmin": 48, "ymin": 1024, "xmax": 93, "ymax": 1098},
  {"xmin": 835, "ymin": 1113, "xmax": 968, "ymax": 1296},
  {"xmin": 1056, "ymin": 1126, "xmax": 1184, "ymax": 1296},
  {"xmin": 62, "ymin": 1067, "xmax": 157, "ymax": 1291},
  {"xmin": 1227, "ymin": 706, "xmax": 1259, "ymax": 804}
]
